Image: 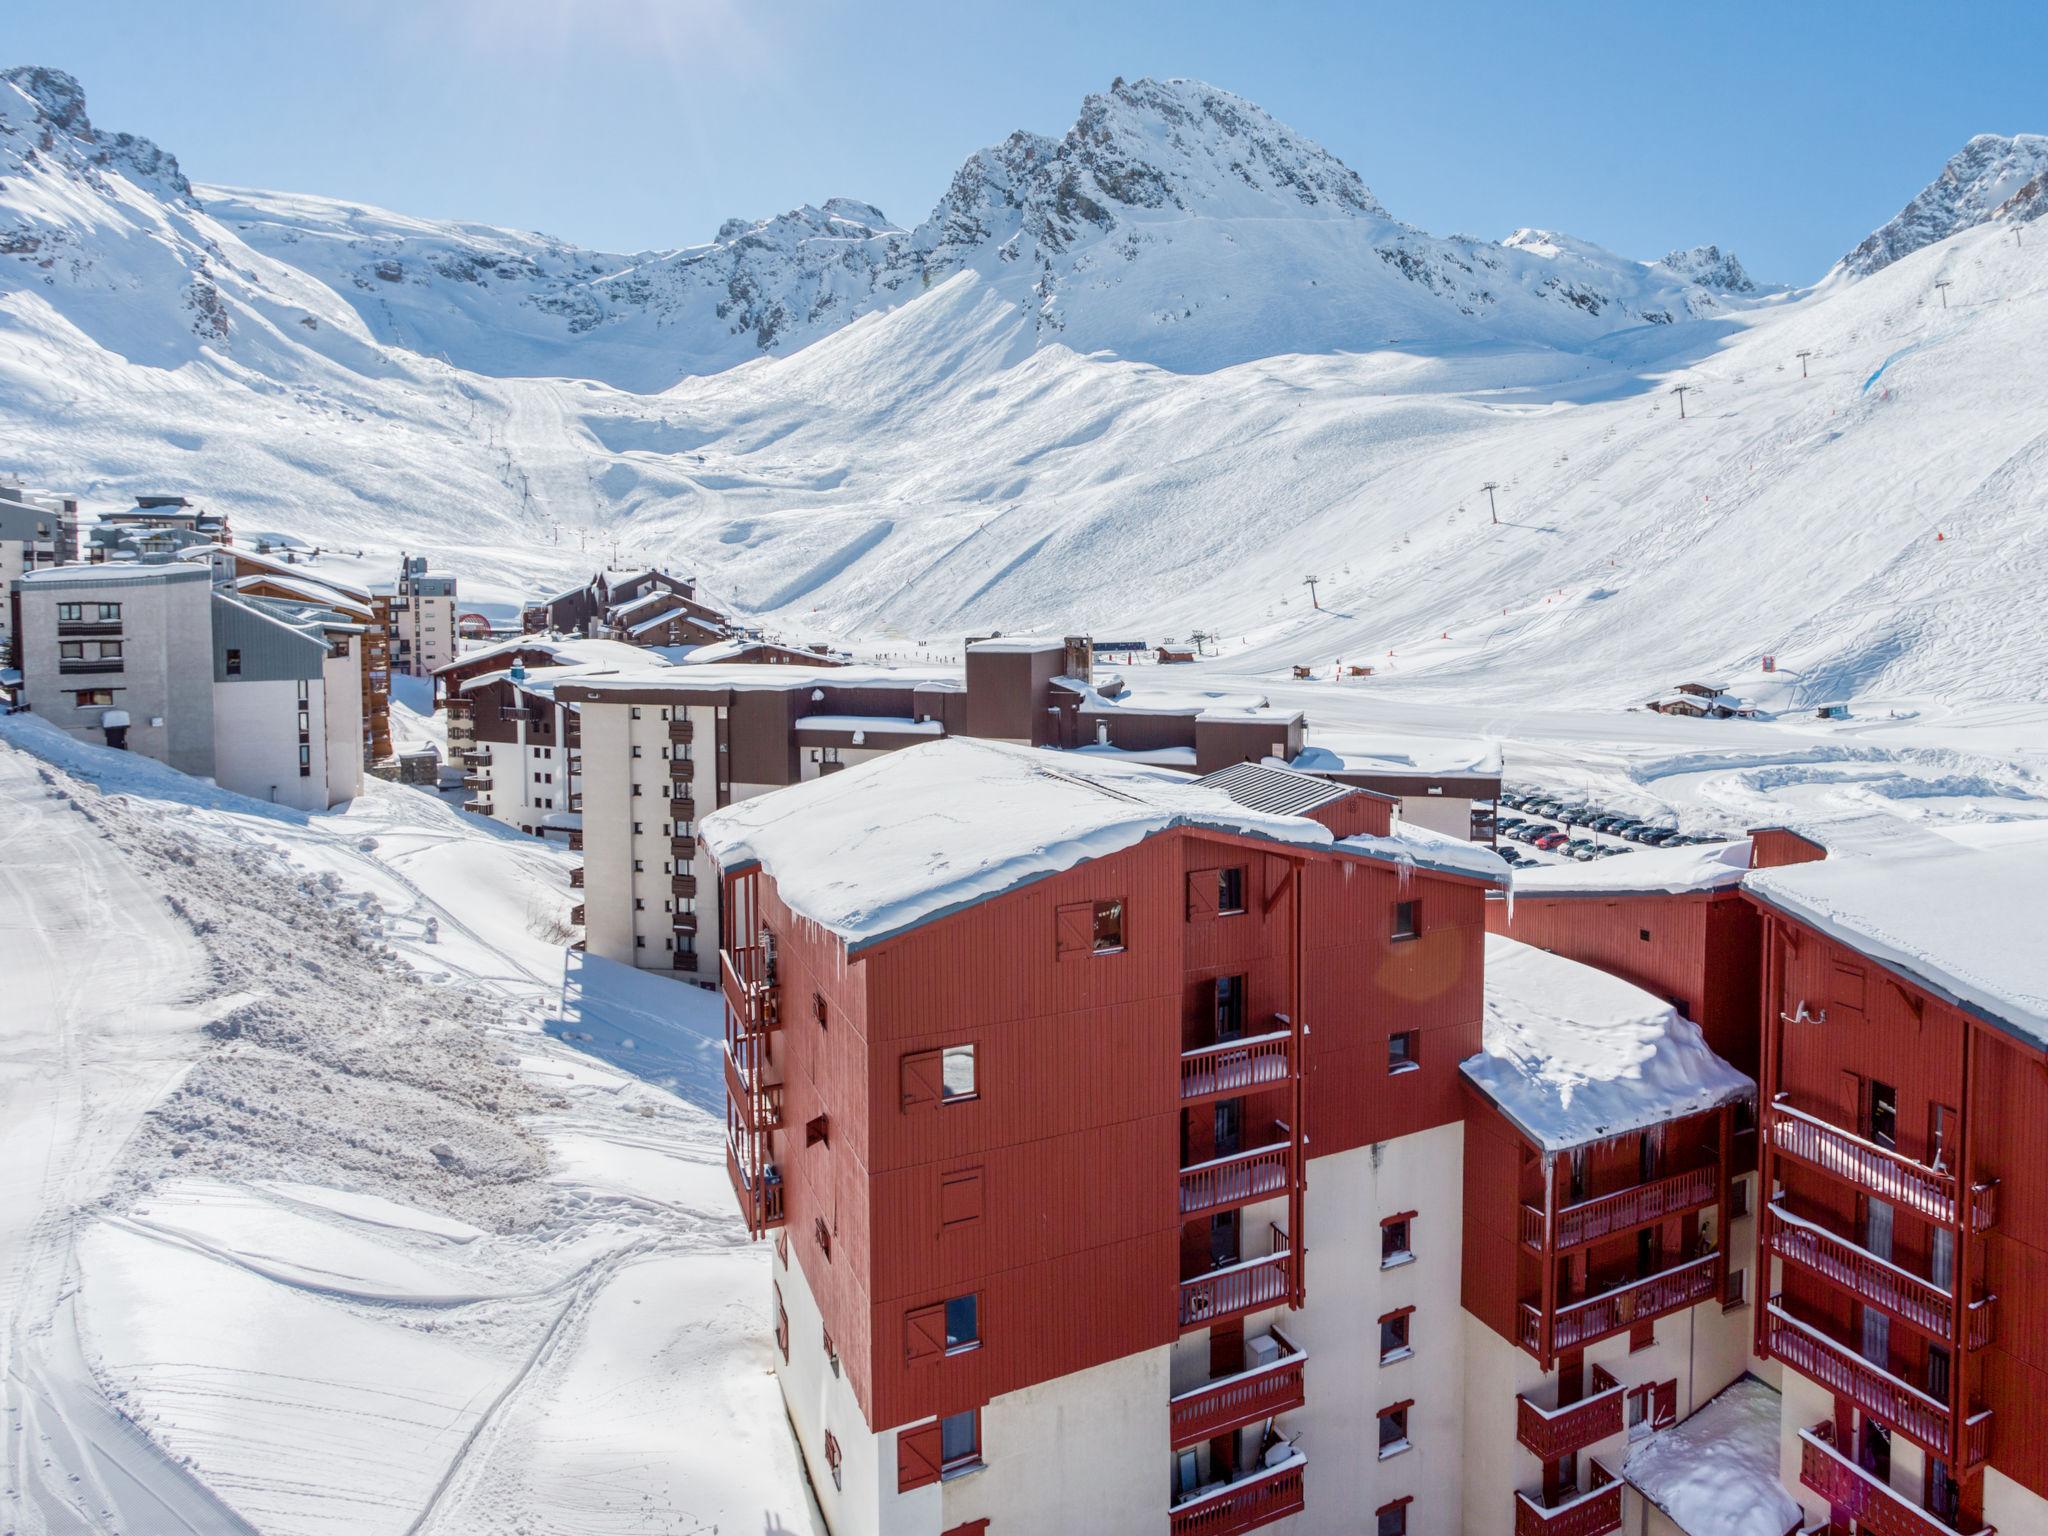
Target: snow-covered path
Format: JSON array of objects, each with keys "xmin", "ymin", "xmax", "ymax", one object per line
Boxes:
[{"xmin": 0, "ymin": 748, "xmax": 256, "ymax": 1534}]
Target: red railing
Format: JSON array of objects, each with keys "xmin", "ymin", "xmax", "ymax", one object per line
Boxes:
[
  {"xmin": 1968, "ymin": 1294, "xmax": 1996, "ymax": 1353},
  {"xmin": 722, "ymin": 944, "xmax": 774, "ymax": 1031},
  {"xmin": 1180, "ymin": 1142, "xmax": 1294, "ymax": 1217},
  {"xmin": 1768, "ymin": 1099, "xmax": 1983, "ymax": 1229},
  {"xmin": 1516, "ymin": 1368, "xmax": 1623, "ymax": 1460},
  {"xmin": 1169, "ymin": 1456, "xmax": 1305, "ymax": 1536},
  {"xmin": 1170, "ymin": 1346, "xmax": 1306, "ymax": 1449},
  {"xmin": 1179, "ymin": 1249, "xmax": 1293, "ymax": 1330},
  {"xmin": 1513, "ymin": 1462, "xmax": 1623, "ymax": 1536},
  {"xmin": 725, "ymin": 1139, "xmax": 784, "ymax": 1232},
  {"xmin": 1545, "ymin": 1253, "xmax": 1719, "ymax": 1353},
  {"xmin": 1547, "ymin": 1164, "xmax": 1721, "ymax": 1250},
  {"xmin": 1964, "ymin": 1409, "xmax": 1992, "ymax": 1472},
  {"xmin": 1764, "ymin": 1301, "xmax": 1951, "ymax": 1454},
  {"xmin": 1520, "ymin": 1203, "xmax": 1545, "ymax": 1251},
  {"xmin": 1765, "ymin": 1201, "xmax": 1954, "ymax": 1339},
  {"xmin": 1180, "ymin": 1030, "xmax": 1292, "ymax": 1103},
  {"xmin": 1800, "ymin": 1421, "xmax": 1994, "ymax": 1536},
  {"xmin": 724, "ymin": 1045, "xmax": 783, "ymax": 1132}
]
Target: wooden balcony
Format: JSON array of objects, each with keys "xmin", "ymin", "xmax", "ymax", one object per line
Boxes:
[
  {"xmin": 726, "ymin": 1140, "xmax": 785, "ymax": 1233},
  {"xmin": 722, "ymin": 943, "xmax": 776, "ymax": 1033},
  {"xmin": 668, "ymin": 793, "xmax": 697, "ymax": 821},
  {"xmin": 569, "ymin": 903, "xmax": 585, "ymax": 926},
  {"xmin": 1522, "ymin": 1252, "xmax": 1719, "ymax": 1357},
  {"xmin": 1180, "ymin": 1141, "xmax": 1294, "ymax": 1218},
  {"xmin": 1514, "ymin": 1462, "xmax": 1622, "ymax": 1536},
  {"xmin": 461, "ymin": 772, "xmax": 490, "ymax": 790},
  {"xmin": 1168, "ymin": 1455, "xmax": 1304, "ymax": 1536},
  {"xmin": 1763, "ymin": 1300, "xmax": 1956, "ymax": 1457},
  {"xmin": 674, "ymin": 911, "xmax": 698, "ymax": 936},
  {"xmin": 1179, "ymin": 1246, "xmax": 1293, "ymax": 1331},
  {"xmin": 724, "ymin": 1045, "xmax": 783, "ymax": 1132},
  {"xmin": 57, "ymin": 658, "xmax": 124, "ymax": 674},
  {"xmin": 567, "ymin": 828, "xmax": 583, "ymax": 851},
  {"xmin": 469, "ymin": 799, "xmax": 493, "ymax": 817},
  {"xmin": 1180, "ymin": 1028, "xmax": 1293, "ymax": 1106},
  {"xmin": 1523, "ymin": 1164, "xmax": 1721, "ymax": 1253},
  {"xmin": 1170, "ymin": 1337, "xmax": 1306, "ymax": 1449},
  {"xmin": 460, "ymin": 748, "xmax": 490, "ymax": 767},
  {"xmin": 672, "ymin": 835, "xmax": 697, "ymax": 861},
  {"xmin": 1769, "ymin": 1099, "xmax": 1996, "ymax": 1232},
  {"xmin": 673, "ymin": 873, "xmax": 698, "ymax": 899},
  {"xmin": 1800, "ymin": 1421, "xmax": 1995, "ymax": 1536},
  {"xmin": 569, "ymin": 866, "xmax": 584, "ymax": 889},
  {"xmin": 56, "ymin": 620, "xmax": 122, "ymax": 637},
  {"xmin": 1516, "ymin": 1367, "xmax": 1623, "ymax": 1461},
  {"xmin": 669, "ymin": 719, "xmax": 694, "ymax": 745},
  {"xmin": 1765, "ymin": 1200, "xmax": 1985, "ymax": 1346}
]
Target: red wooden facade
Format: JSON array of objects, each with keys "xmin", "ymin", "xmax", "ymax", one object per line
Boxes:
[
  {"xmin": 1752, "ymin": 888, "xmax": 2048, "ymax": 1525},
  {"xmin": 719, "ymin": 815, "xmax": 1496, "ymax": 1532}
]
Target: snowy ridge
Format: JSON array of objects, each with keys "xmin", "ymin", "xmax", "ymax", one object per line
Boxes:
[{"xmin": 1840, "ymin": 132, "xmax": 2048, "ymax": 276}]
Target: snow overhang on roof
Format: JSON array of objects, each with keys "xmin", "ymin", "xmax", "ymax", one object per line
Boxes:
[
  {"xmin": 967, "ymin": 636, "xmax": 1067, "ymax": 653},
  {"xmin": 1336, "ymin": 824, "xmax": 1511, "ymax": 887},
  {"xmin": 1462, "ymin": 934, "xmax": 1753, "ymax": 1151},
  {"xmin": 701, "ymin": 737, "xmax": 1333, "ymax": 956},
  {"xmin": 1508, "ymin": 839, "xmax": 1751, "ymax": 898}
]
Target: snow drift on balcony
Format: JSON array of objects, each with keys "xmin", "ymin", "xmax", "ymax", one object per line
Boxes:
[
  {"xmin": 1744, "ymin": 828, "xmax": 2048, "ymax": 1048},
  {"xmin": 1464, "ymin": 934, "xmax": 1753, "ymax": 1151},
  {"xmin": 1508, "ymin": 838, "xmax": 1752, "ymax": 897},
  {"xmin": 700, "ymin": 737, "xmax": 1330, "ymax": 952},
  {"xmin": 1621, "ymin": 1376, "xmax": 1800, "ymax": 1536}
]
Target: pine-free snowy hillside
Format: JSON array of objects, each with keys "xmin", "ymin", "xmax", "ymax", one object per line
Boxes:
[{"xmin": 3, "ymin": 65, "xmax": 2046, "ymax": 711}]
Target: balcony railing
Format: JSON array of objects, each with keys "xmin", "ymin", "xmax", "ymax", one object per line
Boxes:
[
  {"xmin": 56, "ymin": 620, "xmax": 122, "ymax": 637},
  {"xmin": 1170, "ymin": 1337, "xmax": 1306, "ymax": 1449},
  {"xmin": 724, "ymin": 1046, "xmax": 783, "ymax": 1133},
  {"xmin": 1180, "ymin": 1140, "xmax": 1294, "ymax": 1218},
  {"xmin": 462, "ymin": 772, "xmax": 490, "ymax": 790},
  {"xmin": 1514, "ymin": 1462, "xmax": 1623, "ymax": 1536},
  {"xmin": 57, "ymin": 658, "xmax": 124, "ymax": 674},
  {"xmin": 725, "ymin": 1140, "xmax": 785, "ymax": 1232},
  {"xmin": 671, "ymin": 873, "xmax": 697, "ymax": 899},
  {"xmin": 674, "ymin": 911, "xmax": 698, "ymax": 935},
  {"xmin": 669, "ymin": 719, "xmax": 694, "ymax": 744},
  {"xmin": 1765, "ymin": 1200, "xmax": 1972, "ymax": 1344},
  {"xmin": 723, "ymin": 943, "xmax": 776, "ymax": 1033},
  {"xmin": 1179, "ymin": 1246, "xmax": 1293, "ymax": 1330},
  {"xmin": 1516, "ymin": 1367, "xmax": 1623, "ymax": 1461},
  {"xmin": 569, "ymin": 903, "xmax": 585, "ymax": 926},
  {"xmin": 669, "ymin": 793, "xmax": 697, "ymax": 819},
  {"xmin": 672, "ymin": 835, "xmax": 697, "ymax": 861},
  {"xmin": 1168, "ymin": 1454, "xmax": 1304, "ymax": 1536},
  {"xmin": 567, "ymin": 828, "xmax": 583, "ymax": 851},
  {"xmin": 1763, "ymin": 1300, "xmax": 1952, "ymax": 1455},
  {"xmin": 1525, "ymin": 1164, "xmax": 1721, "ymax": 1253},
  {"xmin": 1800, "ymin": 1421, "xmax": 1995, "ymax": 1536},
  {"xmin": 569, "ymin": 866, "xmax": 584, "ymax": 889},
  {"xmin": 469, "ymin": 799, "xmax": 494, "ymax": 817},
  {"xmin": 1769, "ymin": 1099, "xmax": 1995, "ymax": 1232},
  {"xmin": 1180, "ymin": 1028, "xmax": 1292, "ymax": 1105},
  {"xmin": 1524, "ymin": 1252, "xmax": 1719, "ymax": 1356}
]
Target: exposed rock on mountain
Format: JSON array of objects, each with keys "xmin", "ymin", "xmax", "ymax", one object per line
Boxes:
[{"xmin": 1841, "ymin": 132, "xmax": 2048, "ymax": 275}]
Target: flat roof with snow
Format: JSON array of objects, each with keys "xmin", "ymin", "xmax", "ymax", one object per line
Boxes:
[
  {"xmin": 1745, "ymin": 833, "xmax": 2048, "ymax": 1049},
  {"xmin": 17, "ymin": 561, "xmax": 209, "ymax": 586},
  {"xmin": 1463, "ymin": 934, "xmax": 1753, "ymax": 1151},
  {"xmin": 1293, "ymin": 734, "xmax": 1504, "ymax": 780},
  {"xmin": 1621, "ymin": 1376, "xmax": 1800, "ymax": 1536},
  {"xmin": 701, "ymin": 738, "xmax": 1333, "ymax": 955},
  {"xmin": 1508, "ymin": 839, "xmax": 1751, "ymax": 898},
  {"xmin": 967, "ymin": 636, "xmax": 1066, "ymax": 653}
]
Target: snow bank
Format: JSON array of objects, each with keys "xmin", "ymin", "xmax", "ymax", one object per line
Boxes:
[
  {"xmin": 1509, "ymin": 838, "xmax": 1750, "ymax": 896},
  {"xmin": 1622, "ymin": 1376, "xmax": 1800, "ymax": 1536},
  {"xmin": 702, "ymin": 737, "xmax": 1331, "ymax": 953},
  {"xmin": 1464, "ymin": 935, "xmax": 1753, "ymax": 1150}
]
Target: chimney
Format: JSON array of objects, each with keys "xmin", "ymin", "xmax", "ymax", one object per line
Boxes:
[{"xmin": 1064, "ymin": 634, "xmax": 1093, "ymax": 685}]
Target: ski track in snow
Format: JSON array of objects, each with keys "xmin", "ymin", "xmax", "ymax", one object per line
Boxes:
[{"xmin": 0, "ymin": 712, "xmax": 821, "ymax": 1536}]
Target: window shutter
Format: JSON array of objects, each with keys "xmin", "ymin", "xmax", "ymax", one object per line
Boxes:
[
  {"xmin": 1652, "ymin": 1379, "xmax": 1678, "ymax": 1428},
  {"xmin": 1056, "ymin": 901, "xmax": 1094, "ymax": 959},
  {"xmin": 901, "ymin": 1050, "xmax": 944, "ymax": 1112},
  {"xmin": 940, "ymin": 1168, "xmax": 985, "ymax": 1230},
  {"xmin": 904, "ymin": 1303, "xmax": 948, "ymax": 1365},
  {"xmin": 1185, "ymin": 870, "xmax": 1219, "ymax": 921},
  {"xmin": 897, "ymin": 1420, "xmax": 943, "ymax": 1492}
]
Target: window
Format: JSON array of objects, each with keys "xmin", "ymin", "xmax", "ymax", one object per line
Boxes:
[
  {"xmin": 823, "ymin": 1325, "xmax": 839, "ymax": 1377},
  {"xmin": 1382, "ymin": 1214, "xmax": 1414, "ymax": 1268},
  {"xmin": 1218, "ymin": 866, "xmax": 1246, "ymax": 914},
  {"xmin": 1379, "ymin": 1307, "xmax": 1413, "ymax": 1363},
  {"xmin": 1377, "ymin": 1401, "xmax": 1411, "ymax": 1458},
  {"xmin": 65, "ymin": 686, "xmax": 112, "ymax": 704},
  {"xmin": 1377, "ymin": 1498, "xmax": 1412, "ymax": 1536},
  {"xmin": 1869, "ymin": 1080, "xmax": 1898, "ymax": 1150},
  {"xmin": 96, "ymin": 602, "xmax": 120, "ymax": 621},
  {"xmin": 1639, "ymin": 928, "xmax": 1652, "ymax": 943},
  {"xmin": 813, "ymin": 992, "xmax": 829, "ymax": 1029},
  {"xmin": 944, "ymin": 1294, "xmax": 979, "ymax": 1352},
  {"xmin": 774, "ymin": 1281, "xmax": 789, "ymax": 1361},
  {"xmin": 629, "ymin": 706, "xmax": 641, "ymax": 720},
  {"xmin": 1214, "ymin": 974, "xmax": 1246, "ymax": 1041},
  {"xmin": 824, "ymin": 1430, "xmax": 842, "ymax": 1490},
  {"xmin": 1387, "ymin": 1031, "xmax": 1420, "ymax": 1075},
  {"xmin": 631, "ymin": 744, "xmax": 642, "ymax": 758},
  {"xmin": 1392, "ymin": 900, "xmax": 1420, "ymax": 941},
  {"xmin": 939, "ymin": 1409, "xmax": 981, "ymax": 1473},
  {"xmin": 298, "ymin": 745, "xmax": 311, "ymax": 777},
  {"xmin": 941, "ymin": 1044, "xmax": 977, "ymax": 1101},
  {"xmin": 59, "ymin": 641, "xmax": 83, "ymax": 660},
  {"xmin": 1729, "ymin": 1174, "xmax": 1750, "ymax": 1219},
  {"xmin": 1091, "ymin": 899, "xmax": 1125, "ymax": 953},
  {"xmin": 632, "ymin": 859, "xmax": 644, "ymax": 873},
  {"xmin": 1723, "ymin": 1267, "xmax": 1748, "ymax": 1311},
  {"xmin": 56, "ymin": 602, "xmax": 82, "ymax": 622}
]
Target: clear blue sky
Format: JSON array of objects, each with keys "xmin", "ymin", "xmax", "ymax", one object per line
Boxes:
[{"xmin": 12, "ymin": 1, "xmax": 2044, "ymax": 281}]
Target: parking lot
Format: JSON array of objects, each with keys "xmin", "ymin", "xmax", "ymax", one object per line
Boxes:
[{"xmin": 1489, "ymin": 787, "xmax": 1735, "ymax": 870}]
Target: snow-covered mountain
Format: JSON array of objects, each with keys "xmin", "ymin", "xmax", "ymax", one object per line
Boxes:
[
  {"xmin": 4, "ymin": 64, "xmax": 2046, "ymax": 715},
  {"xmin": 1841, "ymin": 132, "xmax": 2048, "ymax": 276}
]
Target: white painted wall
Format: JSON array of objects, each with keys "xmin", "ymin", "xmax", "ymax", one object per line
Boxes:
[
  {"xmin": 212, "ymin": 676, "xmax": 324, "ymax": 812},
  {"xmin": 1398, "ymin": 793, "xmax": 1475, "ymax": 841},
  {"xmin": 1984, "ymin": 1466, "xmax": 2048, "ymax": 1534},
  {"xmin": 321, "ymin": 645, "xmax": 362, "ymax": 804}
]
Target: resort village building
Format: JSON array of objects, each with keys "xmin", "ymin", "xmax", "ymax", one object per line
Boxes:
[
  {"xmin": 377, "ymin": 553, "xmax": 458, "ymax": 677},
  {"xmin": 0, "ymin": 483, "xmax": 79, "ymax": 662}
]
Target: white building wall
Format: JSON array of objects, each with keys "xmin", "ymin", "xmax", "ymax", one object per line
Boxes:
[
  {"xmin": 321, "ymin": 645, "xmax": 363, "ymax": 804},
  {"xmin": 1283, "ymin": 1122, "xmax": 1467, "ymax": 1536},
  {"xmin": 1984, "ymin": 1466, "xmax": 2048, "ymax": 1535},
  {"xmin": 212, "ymin": 676, "xmax": 325, "ymax": 812},
  {"xmin": 1398, "ymin": 794, "xmax": 1475, "ymax": 841}
]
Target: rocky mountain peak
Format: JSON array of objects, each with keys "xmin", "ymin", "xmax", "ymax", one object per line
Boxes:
[
  {"xmin": 1843, "ymin": 131, "xmax": 2048, "ymax": 276},
  {"xmin": 0, "ymin": 63, "xmax": 193, "ymax": 203},
  {"xmin": 1654, "ymin": 243, "xmax": 1756, "ymax": 293}
]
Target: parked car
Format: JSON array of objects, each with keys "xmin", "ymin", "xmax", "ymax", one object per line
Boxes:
[{"xmin": 1533, "ymin": 831, "xmax": 1571, "ymax": 851}]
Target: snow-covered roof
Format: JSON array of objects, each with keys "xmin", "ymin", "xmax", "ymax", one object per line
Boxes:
[
  {"xmin": 701, "ymin": 738, "xmax": 1334, "ymax": 955},
  {"xmin": 1622, "ymin": 1377, "xmax": 1799, "ymax": 1536},
  {"xmin": 184, "ymin": 544, "xmax": 373, "ymax": 600},
  {"xmin": 967, "ymin": 636, "xmax": 1065, "ymax": 653},
  {"xmin": 1744, "ymin": 832, "xmax": 2048, "ymax": 1047},
  {"xmin": 1200, "ymin": 760, "xmax": 1360, "ymax": 817},
  {"xmin": 1463, "ymin": 935, "xmax": 1753, "ymax": 1151},
  {"xmin": 17, "ymin": 561, "xmax": 206, "ymax": 585},
  {"xmin": 1292, "ymin": 734, "xmax": 1504, "ymax": 779},
  {"xmin": 564, "ymin": 662, "xmax": 957, "ymax": 694},
  {"xmin": 792, "ymin": 715, "xmax": 943, "ymax": 736},
  {"xmin": 234, "ymin": 572, "xmax": 374, "ymax": 620},
  {"xmin": 1508, "ymin": 839, "xmax": 1751, "ymax": 898},
  {"xmin": 610, "ymin": 589, "xmax": 676, "ymax": 621},
  {"xmin": 1338, "ymin": 823, "xmax": 1511, "ymax": 886},
  {"xmin": 1070, "ymin": 743, "xmax": 1200, "ymax": 767},
  {"xmin": 430, "ymin": 635, "xmax": 572, "ymax": 674}
]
